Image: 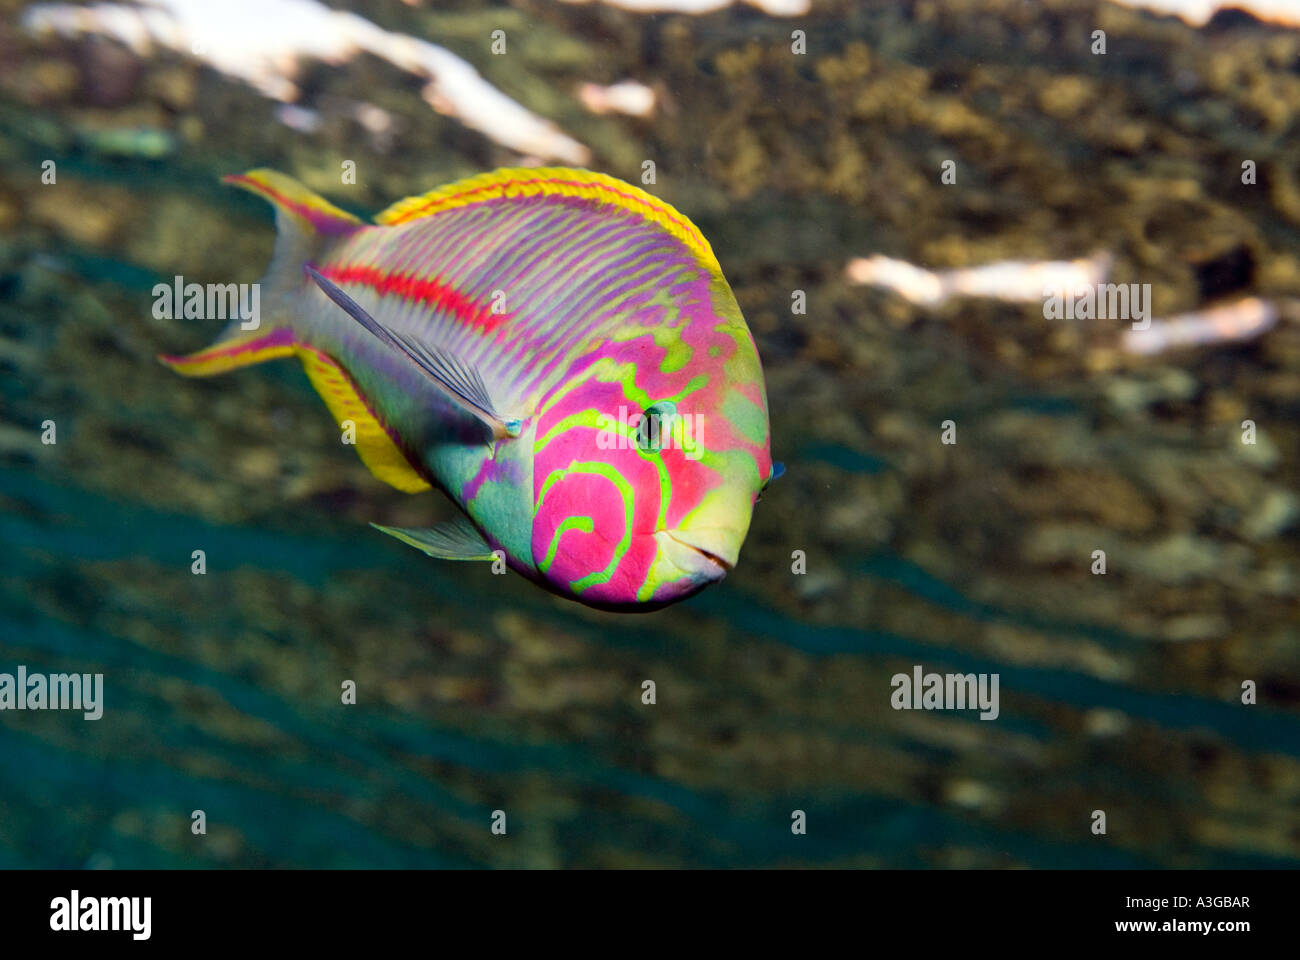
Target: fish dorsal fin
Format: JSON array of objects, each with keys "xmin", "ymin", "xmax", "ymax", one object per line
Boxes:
[
  {"xmin": 373, "ymin": 167, "xmax": 721, "ymax": 273},
  {"xmin": 372, "ymin": 517, "xmax": 497, "ymax": 561},
  {"xmin": 305, "ymin": 266, "xmax": 522, "ymax": 440}
]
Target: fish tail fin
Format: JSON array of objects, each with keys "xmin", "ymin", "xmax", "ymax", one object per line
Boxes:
[
  {"xmin": 158, "ymin": 170, "xmax": 363, "ymax": 375},
  {"xmin": 224, "ymin": 168, "xmax": 362, "ymax": 244},
  {"xmin": 160, "ymin": 171, "xmax": 430, "ymax": 494},
  {"xmin": 223, "ymin": 169, "xmax": 363, "ymax": 331}
]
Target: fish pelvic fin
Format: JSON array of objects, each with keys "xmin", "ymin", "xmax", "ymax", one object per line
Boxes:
[{"xmin": 371, "ymin": 516, "xmax": 498, "ymax": 561}]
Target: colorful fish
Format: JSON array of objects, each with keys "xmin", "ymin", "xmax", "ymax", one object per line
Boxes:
[{"xmin": 162, "ymin": 168, "xmax": 773, "ymax": 610}]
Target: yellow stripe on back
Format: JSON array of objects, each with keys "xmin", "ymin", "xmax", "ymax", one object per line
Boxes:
[
  {"xmin": 294, "ymin": 345, "xmax": 432, "ymax": 494},
  {"xmin": 374, "ymin": 167, "xmax": 721, "ymax": 273}
]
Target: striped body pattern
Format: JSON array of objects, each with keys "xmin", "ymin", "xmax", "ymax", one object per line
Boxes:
[{"xmin": 164, "ymin": 168, "xmax": 772, "ymax": 610}]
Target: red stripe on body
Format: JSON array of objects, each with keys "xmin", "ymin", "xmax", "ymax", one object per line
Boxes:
[{"xmin": 316, "ymin": 264, "xmax": 511, "ymax": 334}]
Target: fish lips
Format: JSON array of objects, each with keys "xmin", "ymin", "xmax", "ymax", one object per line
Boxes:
[{"xmin": 655, "ymin": 528, "xmax": 739, "ymax": 581}]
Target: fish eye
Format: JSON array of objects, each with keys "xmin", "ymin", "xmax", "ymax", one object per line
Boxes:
[{"xmin": 636, "ymin": 400, "xmax": 677, "ymax": 453}]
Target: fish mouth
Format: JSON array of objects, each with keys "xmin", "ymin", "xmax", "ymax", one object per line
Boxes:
[{"xmin": 662, "ymin": 529, "xmax": 737, "ymax": 574}]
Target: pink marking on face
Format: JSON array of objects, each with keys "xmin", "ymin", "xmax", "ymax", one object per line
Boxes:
[
  {"xmin": 524, "ymin": 269, "xmax": 770, "ymax": 604},
  {"xmin": 530, "ymin": 370, "xmax": 671, "ymax": 595}
]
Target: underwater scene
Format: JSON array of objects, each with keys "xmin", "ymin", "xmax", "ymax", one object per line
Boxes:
[{"xmin": 1, "ymin": 0, "xmax": 1298, "ymax": 870}]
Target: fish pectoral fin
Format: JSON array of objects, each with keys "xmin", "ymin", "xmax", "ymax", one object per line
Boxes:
[
  {"xmin": 305, "ymin": 266, "xmax": 522, "ymax": 440},
  {"xmin": 371, "ymin": 517, "xmax": 498, "ymax": 561}
]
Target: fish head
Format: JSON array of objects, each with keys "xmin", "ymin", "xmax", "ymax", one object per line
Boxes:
[{"xmin": 529, "ymin": 307, "xmax": 771, "ymax": 610}]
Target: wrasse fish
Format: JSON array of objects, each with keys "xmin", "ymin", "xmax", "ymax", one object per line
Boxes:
[{"xmin": 162, "ymin": 168, "xmax": 773, "ymax": 610}]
